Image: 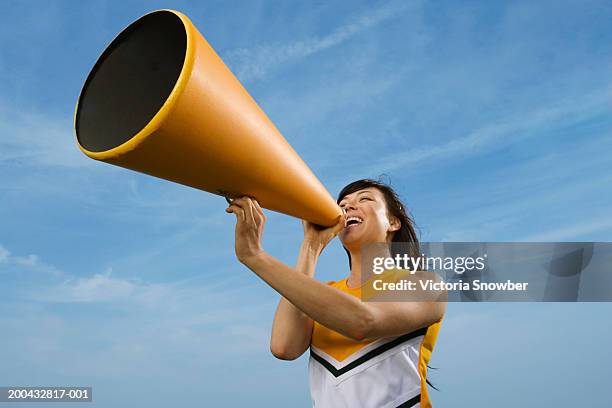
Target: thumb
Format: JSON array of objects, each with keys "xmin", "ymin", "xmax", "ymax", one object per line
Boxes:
[{"xmin": 332, "ymin": 214, "xmax": 346, "ymax": 234}]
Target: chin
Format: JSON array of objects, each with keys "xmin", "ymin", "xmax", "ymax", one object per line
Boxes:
[{"xmin": 340, "ymin": 228, "xmax": 373, "ymax": 248}]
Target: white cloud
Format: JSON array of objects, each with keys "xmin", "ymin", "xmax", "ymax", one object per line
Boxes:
[
  {"xmin": 60, "ymin": 268, "xmax": 134, "ymax": 301},
  {"xmin": 363, "ymin": 90, "xmax": 612, "ymax": 175},
  {"xmin": 0, "ymin": 243, "xmax": 61, "ymax": 275},
  {"xmin": 1, "ymin": 269, "xmax": 277, "ymax": 386},
  {"xmin": 14, "ymin": 254, "xmax": 39, "ymax": 266},
  {"xmin": 34, "ymin": 267, "xmax": 164, "ymax": 303},
  {"xmin": 0, "ymin": 104, "xmax": 95, "ymax": 168},
  {"xmin": 225, "ymin": 1, "xmax": 418, "ymax": 81},
  {"xmin": 0, "ymin": 244, "xmax": 8, "ymax": 262},
  {"xmin": 520, "ymin": 216, "xmax": 612, "ymax": 242}
]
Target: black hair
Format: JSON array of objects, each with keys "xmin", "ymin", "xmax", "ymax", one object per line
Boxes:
[{"xmin": 337, "ymin": 177, "xmax": 421, "ymax": 268}]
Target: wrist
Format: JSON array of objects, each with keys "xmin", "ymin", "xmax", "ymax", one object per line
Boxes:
[
  {"xmin": 301, "ymin": 239, "xmax": 325, "ymax": 255},
  {"xmin": 240, "ymin": 250, "xmax": 268, "ymax": 269}
]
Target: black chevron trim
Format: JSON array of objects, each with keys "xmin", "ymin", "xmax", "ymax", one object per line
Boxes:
[
  {"xmin": 310, "ymin": 327, "xmax": 427, "ymax": 377},
  {"xmin": 396, "ymin": 393, "xmax": 421, "ymax": 407}
]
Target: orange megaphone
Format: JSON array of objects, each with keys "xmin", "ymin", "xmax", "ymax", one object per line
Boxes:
[{"xmin": 75, "ymin": 9, "xmax": 342, "ymax": 226}]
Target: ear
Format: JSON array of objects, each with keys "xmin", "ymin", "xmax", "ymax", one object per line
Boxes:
[{"xmin": 389, "ymin": 216, "xmax": 401, "ymax": 232}]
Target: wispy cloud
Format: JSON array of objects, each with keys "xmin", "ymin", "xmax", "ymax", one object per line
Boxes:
[
  {"xmin": 0, "ymin": 245, "xmax": 8, "ymax": 262},
  {"xmin": 2, "ymin": 1, "xmax": 612, "ymax": 405},
  {"xmin": 33, "ymin": 267, "xmax": 152, "ymax": 303},
  {"xmin": 520, "ymin": 215, "xmax": 612, "ymax": 241},
  {"xmin": 0, "ymin": 104, "xmax": 92, "ymax": 168},
  {"xmin": 363, "ymin": 90, "xmax": 612, "ymax": 175},
  {"xmin": 0, "ymin": 243, "xmax": 63, "ymax": 276},
  {"xmin": 428, "ymin": 136, "xmax": 612, "ymax": 241},
  {"xmin": 224, "ymin": 1, "xmax": 418, "ymax": 81},
  {"xmin": 1, "ymin": 243, "xmax": 276, "ymax": 384}
]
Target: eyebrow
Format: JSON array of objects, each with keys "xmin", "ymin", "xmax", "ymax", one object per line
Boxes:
[{"xmin": 339, "ymin": 190, "xmax": 374, "ymax": 203}]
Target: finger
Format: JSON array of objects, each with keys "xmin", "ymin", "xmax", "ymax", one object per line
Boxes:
[
  {"xmin": 243, "ymin": 197, "xmax": 258, "ymax": 226},
  {"xmin": 252, "ymin": 199, "xmax": 265, "ymax": 219},
  {"xmin": 252, "ymin": 198, "xmax": 264, "ymax": 215},
  {"xmin": 226, "ymin": 204, "xmax": 245, "ymax": 221},
  {"xmin": 231, "ymin": 197, "xmax": 249, "ymax": 208},
  {"xmin": 332, "ymin": 214, "xmax": 346, "ymax": 234},
  {"xmin": 231, "ymin": 197, "xmax": 253, "ymax": 221},
  {"xmin": 226, "ymin": 204, "xmax": 242, "ymax": 215}
]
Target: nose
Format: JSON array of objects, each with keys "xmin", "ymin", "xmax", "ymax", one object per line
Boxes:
[{"xmin": 343, "ymin": 200, "xmax": 357, "ymax": 211}]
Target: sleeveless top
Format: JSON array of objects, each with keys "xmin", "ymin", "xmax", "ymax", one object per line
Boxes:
[{"xmin": 309, "ymin": 277, "xmax": 442, "ymax": 408}]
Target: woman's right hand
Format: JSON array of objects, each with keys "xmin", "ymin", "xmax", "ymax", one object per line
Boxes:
[{"xmin": 301, "ymin": 213, "xmax": 346, "ymax": 252}]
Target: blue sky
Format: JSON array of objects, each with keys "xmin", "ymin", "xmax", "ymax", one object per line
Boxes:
[{"xmin": 1, "ymin": 0, "xmax": 611, "ymax": 406}]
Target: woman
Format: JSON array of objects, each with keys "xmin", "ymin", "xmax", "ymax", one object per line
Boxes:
[{"xmin": 226, "ymin": 179, "xmax": 445, "ymax": 408}]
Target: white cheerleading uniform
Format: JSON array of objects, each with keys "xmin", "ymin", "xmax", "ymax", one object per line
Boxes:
[{"xmin": 309, "ymin": 278, "xmax": 442, "ymax": 408}]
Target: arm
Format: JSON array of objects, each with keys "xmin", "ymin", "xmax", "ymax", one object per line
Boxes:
[
  {"xmin": 226, "ymin": 197, "xmax": 445, "ymax": 342},
  {"xmin": 269, "ymin": 240, "xmax": 322, "ymax": 360},
  {"xmin": 270, "ymin": 214, "xmax": 345, "ymax": 360},
  {"xmin": 248, "ymin": 253, "xmax": 445, "ymax": 340}
]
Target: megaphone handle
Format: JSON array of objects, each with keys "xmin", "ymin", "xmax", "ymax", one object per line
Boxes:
[{"xmin": 217, "ymin": 189, "xmax": 234, "ymax": 205}]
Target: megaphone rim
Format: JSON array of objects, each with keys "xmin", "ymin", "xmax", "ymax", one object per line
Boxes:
[{"xmin": 73, "ymin": 9, "xmax": 196, "ymax": 160}]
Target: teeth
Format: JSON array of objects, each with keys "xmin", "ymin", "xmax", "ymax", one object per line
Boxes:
[{"xmin": 345, "ymin": 216, "xmax": 363, "ymax": 227}]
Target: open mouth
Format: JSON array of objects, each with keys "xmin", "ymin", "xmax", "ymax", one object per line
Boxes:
[{"xmin": 345, "ymin": 216, "xmax": 363, "ymax": 229}]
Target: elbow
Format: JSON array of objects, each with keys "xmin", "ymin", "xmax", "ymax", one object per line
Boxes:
[
  {"xmin": 346, "ymin": 330, "xmax": 368, "ymax": 342},
  {"xmin": 433, "ymin": 300, "xmax": 447, "ymax": 323},
  {"xmin": 270, "ymin": 343, "xmax": 301, "ymax": 361},
  {"xmin": 346, "ymin": 309, "xmax": 376, "ymax": 341}
]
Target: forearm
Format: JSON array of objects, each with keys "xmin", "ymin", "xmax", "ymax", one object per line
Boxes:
[
  {"xmin": 270, "ymin": 241, "xmax": 322, "ymax": 358},
  {"xmin": 294, "ymin": 240, "xmax": 323, "ymax": 277},
  {"xmin": 250, "ymin": 251, "xmax": 373, "ymax": 341}
]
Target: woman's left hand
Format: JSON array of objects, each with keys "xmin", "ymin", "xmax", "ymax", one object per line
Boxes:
[{"xmin": 226, "ymin": 196, "xmax": 266, "ymax": 265}]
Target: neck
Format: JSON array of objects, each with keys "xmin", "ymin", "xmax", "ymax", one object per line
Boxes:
[
  {"xmin": 347, "ymin": 243, "xmax": 392, "ymax": 289},
  {"xmin": 347, "ymin": 247, "xmax": 362, "ymax": 288}
]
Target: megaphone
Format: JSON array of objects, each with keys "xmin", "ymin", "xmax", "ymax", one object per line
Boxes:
[{"xmin": 75, "ymin": 9, "xmax": 342, "ymax": 227}]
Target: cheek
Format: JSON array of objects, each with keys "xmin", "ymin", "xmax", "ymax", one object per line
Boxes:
[{"xmin": 370, "ymin": 208, "xmax": 391, "ymax": 230}]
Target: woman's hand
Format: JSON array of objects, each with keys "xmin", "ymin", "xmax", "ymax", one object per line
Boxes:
[
  {"xmin": 301, "ymin": 213, "xmax": 346, "ymax": 254},
  {"xmin": 226, "ymin": 196, "xmax": 266, "ymax": 265}
]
